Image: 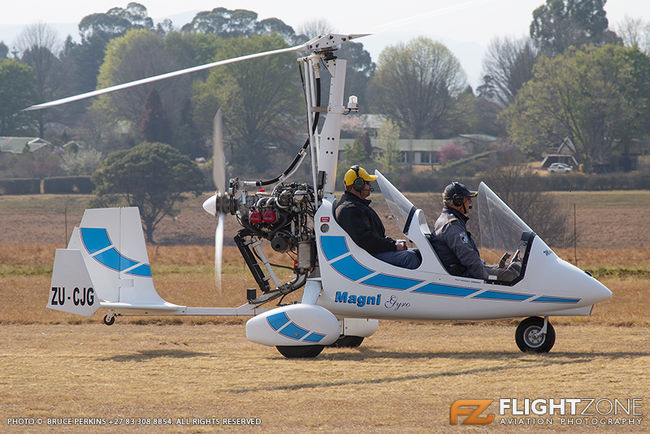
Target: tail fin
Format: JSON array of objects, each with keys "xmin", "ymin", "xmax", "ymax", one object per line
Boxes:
[{"xmin": 48, "ymin": 207, "xmax": 179, "ymax": 316}]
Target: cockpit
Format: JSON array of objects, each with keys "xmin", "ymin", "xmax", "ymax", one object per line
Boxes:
[{"xmin": 375, "ymin": 170, "xmax": 534, "ymax": 285}]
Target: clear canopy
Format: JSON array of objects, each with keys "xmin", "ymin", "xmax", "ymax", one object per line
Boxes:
[
  {"xmin": 476, "ymin": 181, "xmax": 533, "ymax": 258},
  {"xmin": 374, "ymin": 170, "xmax": 415, "ymax": 234},
  {"xmin": 375, "ymin": 173, "xmax": 533, "ymax": 269}
]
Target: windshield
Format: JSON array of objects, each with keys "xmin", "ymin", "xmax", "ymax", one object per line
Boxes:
[
  {"xmin": 477, "ymin": 182, "xmax": 533, "ymax": 264},
  {"xmin": 375, "ymin": 170, "xmax": 415, "ymax": 234}
]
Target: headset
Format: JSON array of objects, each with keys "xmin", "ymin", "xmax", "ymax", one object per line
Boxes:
[
  {"xmin": 449, "ymin": 182, "xmax": 465, "ymax": 207},
  {"xmin": 350, "ymin": 165, "xmax": 366, "ymax": 192}
]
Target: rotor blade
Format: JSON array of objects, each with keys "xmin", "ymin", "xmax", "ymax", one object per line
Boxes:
[
  {"xmin": 215, "ymin": 213, "xmax": 224, "ymax": 295},
  {"xmin": 23, "ymin": 43, "xmax": 308, "ymax": 111},
  {"xmin": 348, "ymin": 34, "xmax": 372, "ymax": 41},
  {"xmin": 212, "ymin": 109, "xmax": 226, "ymax": 194}
]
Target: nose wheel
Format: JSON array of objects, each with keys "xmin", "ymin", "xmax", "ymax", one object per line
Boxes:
[{"xmin": 515, "ymin": 316, "xmax": 555, "ymax": 352}]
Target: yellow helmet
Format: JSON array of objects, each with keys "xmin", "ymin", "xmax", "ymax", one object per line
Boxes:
[{"xmin": 344, "ymin": 165, "xmax": 377, "ymax": 191}]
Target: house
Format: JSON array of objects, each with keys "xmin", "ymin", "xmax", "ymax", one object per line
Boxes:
[
  {"xmin": 540, "ymin": 137, "xmax": 579, "ymax": 169},
  {"xmin": 0, "ymin": 137, "xmax": 51, "ymax": 154},
  {"xmin": 339, "ymin": 134, "xmax": 497, "ymax": 167}
]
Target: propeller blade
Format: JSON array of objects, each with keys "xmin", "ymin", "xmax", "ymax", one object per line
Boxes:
[
  {"xmin": 215, "ymin": 213, "xmax": 224, "ymax": 294},
  {"xmin": 23, "ymin": 42, "xmax": 308, "ymax": 111},
  {"xmin": 212, "ymin": 108, "xmax": 226, "ymax": 194}
]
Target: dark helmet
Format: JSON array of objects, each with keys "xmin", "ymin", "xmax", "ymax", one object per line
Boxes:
[{"xmin": 443, "ymin": 182, "xmax": 478, "ymax": 206}]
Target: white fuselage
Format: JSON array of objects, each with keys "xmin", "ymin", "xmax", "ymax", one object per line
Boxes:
[{"xmin": 314, "ymin": 199, "xmax": 612, "ymax": 320}]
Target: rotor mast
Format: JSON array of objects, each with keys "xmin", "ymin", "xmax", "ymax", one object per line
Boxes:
[{"xmin": 300, "ymin": 34, "xmax": 361, "ymax": 202}]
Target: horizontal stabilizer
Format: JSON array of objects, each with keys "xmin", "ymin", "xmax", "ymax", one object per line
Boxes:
[{"xmin": 48, "ymin": 249, "xmax": 100, "ymax": 317}]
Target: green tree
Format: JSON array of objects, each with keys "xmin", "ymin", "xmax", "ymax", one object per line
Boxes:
[
  {"xmin": 92, "ymin": 142, "xmax": 204, "ymax": 243},
  {"xmin": 370, "ymin": 37, "xmax": 467, "ymax": 138},
  {"xmin": 343, "ymin": 136, "xmax": 373, "ymax": 167},
  {"xmin": 79, "ymin": 2, "xmax": 153, "ymax": 41},
  {"xmin": 92, "ymin": 29, "xmax": 190, "ymax": 146},
  {"xmin": 140, "ymin": 88, "xmax": 170, "ymax": 143},
  {"xmin": 192, "ymin": 34, "xmax": 302, "ymax": 173},
  {"xmin": 530, "ymin": 0, "xmax": 620, "ymax": 56},
  {"xmin": 0, "ymin": 59, "xmax": 35, "ymax": 135},
  {"xmin": 376, "ymin": 120, "xmax": 402, "ymax": 176},
  {"xmin": 181, "ymin": 7, "xmax": 296, "ymax": 44},
  {"xmin": 501, "ymin": 44, "xmax": 650, "ymax": 170}
]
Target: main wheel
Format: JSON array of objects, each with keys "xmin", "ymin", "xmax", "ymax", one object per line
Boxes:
[
  {"xmin": 329, "ymin": 335, "xmax": 364, "ymax": 348},
  {"xmin": 276, "ymin": 345, "xmax": 324, "ymax": 359},
  {"xmin": 515, "ymin": 317, "xmax": 555, "ymax": 353}
]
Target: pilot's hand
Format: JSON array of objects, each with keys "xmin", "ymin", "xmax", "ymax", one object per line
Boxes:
[{"xmin": 396, "ymin": 240, "xmax": 407, "ymax": 251}]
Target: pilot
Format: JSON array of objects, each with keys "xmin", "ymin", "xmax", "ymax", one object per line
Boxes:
[
  {"xmin": 335, "ymin": 165, "xmax": 420, "ymax": 269},
  {"xmin": 432, "ymin": 182, "xmax": 518, "ymax": 280}
]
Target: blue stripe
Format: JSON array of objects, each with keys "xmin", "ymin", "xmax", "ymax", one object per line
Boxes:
[
  {"xmin": 532, "ymin": 296, "xmax": 580, "ymax": 303},
  {"xmin": 279, "ymin": 322, "xmax": 309, "ymax": 340},
  {"xmin": 361, "ymin": 274, "xmax": 421, "ymax": 290},
  {"xmin": 303, "ymin": 332, "xmax": 326, "ymax": 343},
  {"xmin": 414, "ymin": 283, "xmax": 478, "ymax": 297},
  {"xmin": 331, "ymin": 255, "xmax": 374, "ymax": 281},
  {"xmin": 81, "ymin": 227, "xmax": 152, "ymax": 277},
  {"xmin": 473, "ymin": 291, "xmax": 532, "ymax": 301},
  {"xmin": 81, "ymin": 227, "xmax": 112, "ymax": 254},
  {"xmin": 92, "ymin": 248, "xmax": 137, "ymax": 272},
  {"xmin": 128, "ymin": 264, "xmax": 151, "ymax": 277},
  {"xmin": 267, "ymin": 312, "xmax": 290, "ymax": 331},
  {"xmin": 321, "ymin": 236, "xmax": 349, "ymax": 260}
]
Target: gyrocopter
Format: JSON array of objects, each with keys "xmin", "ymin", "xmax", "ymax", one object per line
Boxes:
[{"xmin": 31, "ymin": 33, "xmax": 612, "ymax": 358}]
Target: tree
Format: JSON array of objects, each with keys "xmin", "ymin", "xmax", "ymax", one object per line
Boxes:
[
  {"xmin": 91, "ymin": 29, "xmax": 190, "ymax": 146},
  {"xmin": 192, "ymin": 34, "xmax": 302, "ymax": 173},
  {"xmin": 438, "ymin": 142, "xmax": 467, "ymax": 164},
  {"xmin": 181, "ymin": 7, "xmax": 296, "ymax": 44},
  {"xmin": 478, "ymin": 36, "xmax": 539, "ymax": 108},
  {"xmin": 370, "ymin": 37, "xmax": 467, "ymax": 138},
  {"xmin": 501, "ymin": 44, "xmax": 650, "ymax": 170},
  {"xmin": 616, "ymin": 16, "xmax": 650, "ymax": 55},
  {"xmin": 530, "ymin": 0, "xmax": 620, "ymax": 56},
  {"xmin": 375, "ymin": 120, "xmax": 402, "ymax": 176},
  {"xmin": 79, "ymin": 2, "xmax": 153, "ymax": 41},
  {"xmin": 139, "ymin": 88, "xmax": 170, "ymax": 143},
  {"xmin": 16, "ymin": 23, "xmax": 65, "ymax": 137},
  {"xmin": 0, "ymin": 59, "xmax": 35, "ymax": 135},
  {"xmin": 92, "ymin": 142, "xmax": 204, "ymax": 243},
  {"xmin": 0, "ymin": 42, "xmax": 8, "ymax": 58}
]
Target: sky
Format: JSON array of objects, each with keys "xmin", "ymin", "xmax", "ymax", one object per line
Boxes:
[{"xmin": 1, "ymin": 0, "xmax": 648, "ymax": 87}]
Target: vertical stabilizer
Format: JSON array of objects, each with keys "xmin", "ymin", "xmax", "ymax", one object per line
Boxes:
[{"xmin": 48, "ymin": 207, "xmax": 177, "ymax": 315}]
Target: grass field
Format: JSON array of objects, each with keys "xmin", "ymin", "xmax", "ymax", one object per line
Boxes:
[{"xmin": 0, "ymin": 191, "xmax": 648, "ymax": 431}]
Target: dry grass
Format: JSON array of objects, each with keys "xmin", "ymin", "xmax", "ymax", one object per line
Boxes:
[
  {"xmin": 1, "ymin": 193, "xmax": 648, "ymax": 431},
  {"xmin": 1, "ymin": 322, "xmax": 648, "ymax": 432},
  {"xmin": 1, "ymin": 243, "xmax": 647, "ymax": 326}
]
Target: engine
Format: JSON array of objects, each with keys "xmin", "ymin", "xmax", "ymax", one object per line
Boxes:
[
  {"xmin": 225, "ymin": 181, "xmax": 318, "ymax": 301},
  {"xmin": 237, "ymin": 182, "xmax": 316, "ymax": 254}
]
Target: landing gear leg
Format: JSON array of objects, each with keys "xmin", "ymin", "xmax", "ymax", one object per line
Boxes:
[{"xmin": 515, "ymin": 316, "xmax": 555, "ymax": 353}]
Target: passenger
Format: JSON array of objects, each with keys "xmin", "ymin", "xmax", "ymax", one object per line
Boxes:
[
  {"xmin": 432, "ymin": 182, "xmax": 519, "ymax": 281},
  {"xmin": 335, "ymin": 165, "xmax": 420, "ymax": 269}
]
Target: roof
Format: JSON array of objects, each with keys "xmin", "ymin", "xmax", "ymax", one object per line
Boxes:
[
  {"xmin": 340, "ymin": 135, "xmax": 496, "ymax": 152},
  {"xmin": 0, "ymin": 137, "xmax": 51, "ymax": 154}
]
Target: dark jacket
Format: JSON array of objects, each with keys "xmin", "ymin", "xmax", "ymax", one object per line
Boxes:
[
  {"xmin": 334, "ymin": 191, "xmax": 397, "ymax": 254},
  {"xmin": 431, "ymin": 207, "xmax": 487, "ymax": 279}
]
